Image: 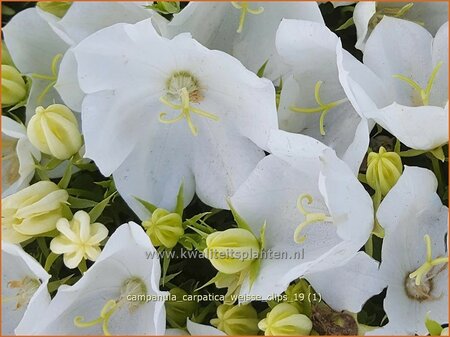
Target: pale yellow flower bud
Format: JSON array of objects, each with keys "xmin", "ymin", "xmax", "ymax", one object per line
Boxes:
[
  {"xmin": 27, "ymin": 104, "xmax": 82, "ymax": 160},
  {"xmin": 142, "ymin": 208, "xmax": 184, "ymax": 248},
  {"xmin": 441, "ymin": 327, "xmax": 448, "ymax": 336},
  {"xmin": 36, "ymin": 2, "xmax": 72, "ymax": 18},
  {"xmin": 211, "ymin": 304, "xmax": 259, "ymax": 335},
  {"xmin": 50, "ymin": 210, "xmax": 108, "ymax": 269},
  {"xmin": 366, "ymin": 146, "xmax": 403, "ymax": 196},
  {"xmin": 2, "ymin": 181, "xmax": 69, "ymax": 243},
  {"xmin": 204, "ymin": 228, "xmax": 260, "ymax": 274},
  {"xmin": 258, "ymin": 303, "xmax": 312, "ymax": 336},
  {"xmin": 1, "ymin": 65, "xmax": 27, "ymax": 107},
  {"xmin": 2, "ymin": 44, "xmax": 14, "ymax": 66}
]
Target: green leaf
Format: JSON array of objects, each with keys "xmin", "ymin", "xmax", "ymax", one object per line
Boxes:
[
  {"xmin": 184, "ymin": 212, "xmax": 211, "ymax": 229},
  {"xmin": 89, "ymin": 192, "xmax": 117, "ymax": 222},
  {"xmin": 425, "ymin": 313, "xmax": 443, "ymax": 336},
  {"xmin": 68, "ymin": 196, "xmax": 98, "ymax": 209},
  {"xmin": 336, "ymin": 17, "xmax": 354, "ymax": 31},
  {"xmin": 78, "ymin": 259, "xmax": 87, "ymax": 274},
  {"xmin": 248, "ymin": 259, "xmax": 261, "ymax": 289},
  {"xmin": 161, "ymin": 247, "xmax": 172, "ymax": 286},
  {"xmin": 43, "ymin": 157, "xmax": 64, "ymax": 170},
  {"xmin": 134, "ymin": 196, "xmax": 158, "ymax": 214},
  {"xmin": 146, "ymin": 1, "xmax": 180, "ymax": 14},
  {"xmin": 174, "ymin": 183, "xmax": 184, "ymax": 216},
  {"xmin": 58, "ymin": 159, "xmax": 73, "ymax": 189},
  {"xmin": 44, "ymin": 252, "xmax": 60, "ymax": 272},
  {"xmin": 358, "ymin": 173, "xmax": 368, "ymax": 184},
  {"xmin": 37, "ymin": 237, "xmax": 49, "ymax": 258},
  {"xmin": 66, "ymin": 188, "xmax": 98, "ymax": 199},
  {"xmin": 398, "ymin": 149, "xmax": 427, "ymax": 157},
  {"xmin": 227, "ymin": 199, "xmax": 253, "ymax": 233},
  {"xmin": 2, "ymin": 4, "xmax": 15, "ymax": 16},
  {"xmin": 430, "ymin": 146, "xmax": 445, "ymax": 162},
  {"xmin": 160, "ymin": 271, "xmax": 182, "ymax": 285},
  {"xmin": 394, "ymin": 138, "xmax": 401, "ymax": 154},
  {"xmin": 259, "ymin": 221, "xmax": 267, "ymax": 250},
  {"xmin": 257, "ymin": 60, "xmax": 269, "ymax": 78},
  {"xmin": 47, "ymin": 274, "xmax": 74, "ymax": 293},
  {"xmin": 35, "ymin": 167, "xmax": 49, "ymax": 181}
]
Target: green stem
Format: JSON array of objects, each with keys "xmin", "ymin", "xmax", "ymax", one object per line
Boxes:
[{"xmin": 429, "ymin": 154, "xmax": 444, "ymax": 197}]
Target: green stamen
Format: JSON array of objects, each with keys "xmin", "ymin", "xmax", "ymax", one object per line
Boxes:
[
  {"xmin": 31, "ymin": 53, "xmax": 63, "ymax": 104},
  {"xmin": 409, "ymin": 234, "xmax": 448, "ymax": 286},
  {"xmin": 370, "ymin": 3, "xmax": 423, "ymax": 29},
  {"xmin": 159, "ymin": 87, "xmax": 219, "ymax": 136},
  {"xmin": 73, "ymin": 277, "xmax": 147, "ymax": 336},
  {"xmin": 290, "ymin": 81, "xmax": 348, "ymax": 136},
  {"xmin": 294, "ymin": 194, "xmax": 333, "ymax": 244},
  {"xmin": 382, "ymin": 3, "xmax": 414, "ymax": 17},
  {"xmin": 231, "ymin": 2, "xmax": 264, "ymax": 33},
  {"xmin": 393, "ymin": 61, "xmax": 443, "ymax": 106},
  {"xmin": 74, "ymin": 299, "xmax": 117, "ymax": 336}
]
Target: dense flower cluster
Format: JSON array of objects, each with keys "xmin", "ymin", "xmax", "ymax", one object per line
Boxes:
[{"xmin": 1, "ymin": 1, "xmax": 448, "ymax": 336}]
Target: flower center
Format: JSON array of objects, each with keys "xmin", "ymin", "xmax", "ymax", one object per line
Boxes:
[
  {"xmin": 231, "ymin": 2, "xmax": 264, "ymax": 33},
  {"xmin": 393, "ymin": 61, "xmax": 443, "ymax": 106},
  {"xmin": 290, "ymin": 81, "xmax": 348, "ymax": 136},
  {"xmin": 404, "ymin": 274, "xmax": 433, "ymax": 301},
  {"xmin": 294, "ymin": 194, "xmax": 333, "ymax": 244},
  {"xmin": 159, "ymin": 71, "xmax": 219, "ymax": 136},
  {"xmin": 31, "ymin": 53, "xmax": 62, "ymax": 104},
  {"xmin": 3, "ymin": 276, "xmax": 40, "ymax": 310},
  {"xmin": 408, "ymin": 234, "xmax": 448, "ymax": 285},
  {"xmin": 74, "ymin": 277, "xmax": 147, "ymax": 336},
  {"xmin": 2, "ymin": 137, "xmax": 20, "ymax": 188}
]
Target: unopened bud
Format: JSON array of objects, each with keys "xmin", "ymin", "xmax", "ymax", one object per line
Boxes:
[
  {"xmin": 211, "ymin": 303, "xmax": 259, "ymax": 335},
  {"xmin": 366, "ymin": 146, "xmax": 402, "ymax": 196},
  {"xmin": 2, "ymin": 65, "xmax": 27, "ymax": 107},
  {"xmin": 27, "ymin": 104, "xmax": 82, "ymax": 160},
  {"xmin": 143, "ymin": 208, "xmax": 183, "ymax": 249},
  {"xmin": 204, "ymin": 228, "xmax": 260, "ymax": 274},
  {"xmin": 258, "ymin": 303, "xmax": 312, "ymax": 336},
  {"xmin": 2, "ymin": 181, "xmax": 69, "ymax": 243}
]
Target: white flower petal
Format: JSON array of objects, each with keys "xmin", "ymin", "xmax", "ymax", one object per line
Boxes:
[
  {"xmin": 232, "ymin": 132, "xmax": 372, "ymax": 299},
  {"xmin": 364, "ymin": 17, "xmax": 433, "ymax": 107},
  {"xmin": 430, "ymin": 21, "xmax": 449, "ymax": 107},
  {"xmin": 353, "ymin": 2, "xmax": 376, "ymax": 51},
  {"xmin": 232, "ymin": 2, "xmax": 324, "ymax": 79},
  {"xmin": 187, "ymin": 318, "xmax": 226, "ymax": 336},
  {"xmin": 54, "ymin": 49, "xmax": 84, "ymax": 112},
  {"xmin": 73, "ymin": 20, "xmax": 169, "ymax": 94},
  {"xmin": 113, "ymin": 121, "xmax": 195, "ymax": 220},
  {"xmin": 75, "ymin": 18, "xmax": 278, "ymax": 211},
  {"xmin": 337, "ymin": 47, "xmax": 391, "ymax": 115},
  {"xmin": 1, "ymin": 116, "xmax": 26, "ymax": 138},
  {"xmin": 55, "ymin": 2, "xmax": 152, "ymax": 45},
  {"xmin": 397, "ymin": 2, "xmax": 448, "ymax": 35},
  {"xmin": 81, "ymin": 88, "xmax": 163, "ymax": 177},
  {"xmin": 2, "ymin": 243, "xmax": 51, "ymax": 335},
  {"xmin": 192, "ymin": 118, "xmax": 265, "ymax": 209},
  {"xmin": 305, "ymin": 252, "xmax": 386, "ymax": 312},
  {"xmin": 31, "ymin": 223, "xmax": 167, "ymax": 335},
  {"xmin": 276, "ymin": 19, "xmax": 369, "ymax": 173},
  {"xmin": 161, "ymin": 2, "xmax": 323, "ymax": 80},
  {"xmin": 377, "ymin": 166, "xmax": 448, "ymax": 334},
  {"xmin": 365, "ymin": 103, "xmax": 448, "ymax": 150},
  {"xmin": 3, "ymin": 8, "xmax": 68, "ymax": 75},
  {"xmin": 318, "ymin": 148, "xmax": 373, "ymax": 243}
]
